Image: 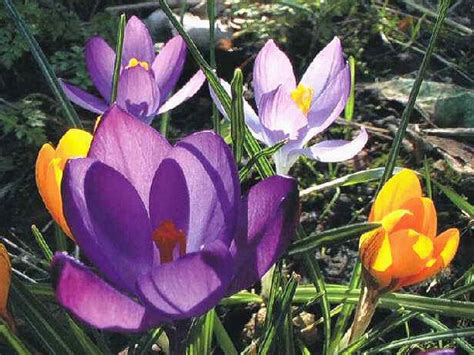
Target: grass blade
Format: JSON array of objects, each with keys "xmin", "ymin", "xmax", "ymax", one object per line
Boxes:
[
  {"xmin": 344, "ymin": 56, "xmax": 356, "ymax": 122},
  {"xmin": 110, "ymin": 14, "xmax": 126, "ymax": 102},
  {"xmin": 3, "ymin": 0, "xmax": 82, "ymax": 129},
  {"xmin": 230, "ymin": 69, "xmax": 245, "ymax": 163},
  {"xmin": 213, "ymin": 315, "xmax": 238, "ymax": 355},
  {"xmin": 379, "ymin": 0, "xmax": 451, "ymax": 187},
  {"xmin": 238, "ymin": 139, "xmax": 285, "ymax": 181},
  {"xmin": 31, "ymin": 225, "xmax": 53, "ymax": 262},
  {"xmin": 288, "ymin": 222, "xmax": 380, "ymax": 255},
  {"xmin": 0, "ymin": 319, "xmax": 31, "ymax": 354},
  {"xmin": 434, "ymin": 181, "xmax": 474, "ymax": 217}
]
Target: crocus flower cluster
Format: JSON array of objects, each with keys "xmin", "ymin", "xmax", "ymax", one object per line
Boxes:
[
  {"xmin": 62, "ymin": 16, "xmax": 205, "ymax": 123},
  {"xmin": 359, "ymin": 169, "xmax": 460, "ymax": 291},
  {"xmin": 51, "ymin": 106, "xmax": 299, "ymax": 331},
  {"xmin": 0, "ymin": 243, "xmax": 11, "ymax": 323},
  {"xmin": 36, "ymin": 129, "xmax": 92, "ymax": 239},
  {"xmin": 211, "ymin": 38, "xmax": 368, "ymax": 174}
]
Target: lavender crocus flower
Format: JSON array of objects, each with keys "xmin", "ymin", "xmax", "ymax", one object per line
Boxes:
[
  {"xmin": 52, "ymin": 105, "xmax": 299, "ymax": 331},
  {"xmin": 61, "ymin": 16, "xmax": 205, "ymax": 123},
  {"xmin": 211, "ymin": 38, "xmax": 368, "ymax": 174}
]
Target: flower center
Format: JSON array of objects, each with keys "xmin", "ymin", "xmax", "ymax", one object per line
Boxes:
[
  {"xmin": 152, "ymin": 220, "xmax": 186, "ymax": 264},
  {"xmin": 126, "ymin": 57, "xmax": 150, "ymax": 71},
  {"xmin": 290, "ymin": 84, "xmax": 314, "ymax": 115}
]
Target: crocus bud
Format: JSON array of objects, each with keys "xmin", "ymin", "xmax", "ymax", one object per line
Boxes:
[
  {"xmin": 359, "ymin": 169, "xmax": 459, "ymax": 291},
  {"xmin": 35, "ymin": 129, "xmax": 92, "ymax": 239}
]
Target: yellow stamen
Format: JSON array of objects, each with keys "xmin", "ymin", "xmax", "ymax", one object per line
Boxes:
[
  {"xmin": 290, "ymin": 84, "xmax": 314, "ymax": 115},
  {"xmin": 126, "ymin": 57, "xmax": 149, "ymax": 71},
  {"xmin": 152, "ymin": 220, "xmax": 186, "ymax": 264}
]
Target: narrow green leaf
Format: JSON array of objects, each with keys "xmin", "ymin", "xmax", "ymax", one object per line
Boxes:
[
  {"xmin": 213, "ymin": 315, "xmax": 238, "ymax": 355},
  {"xmin": 344, "ymin": 56, "xmax": 356, "ymax": 122},
  {"xmin": 0, "ymin": 319, "xmax": 31, "ymax": 354},
  {"xmin": 300, "ymin": 167, "xmax": 402, "ymax": 197},
  {"xmin": 3, "ymin": 0, "xmax": 82, "ymax": 128},
  {"xmin": 423, "ymin": 157, "xmax": 433, "ymax": 199},
  {"xmin": 110, "ymin": 14, "xmax": 126, "ymax": 102},
  {"xmin": 230, "ymin": 69, "xmax": 245, "ymax": 163},
  {"xmin": 31, "ymin": 225, "xmax": 53, "ymax": 262},
  {"xmin": 55, "ymin": 225, "xmax": 69, "ymax": 252},
  {"xmin": 434, "ymin": 181, "xmax": 474, "ymax": 217},
  {"xmin": 366, "ymin": 326, "xmax": 474, "ymax": 353},
  {"xmin": 238, "ymin": 139, "xmax": 286, "ymax": 181},
  {"xmin": 288, "ymin": 222, "xmax": 380, "ymax": 255},
  {"xmin": 379, "ymin": 0, "xmax": 451, "ymax": 187}
]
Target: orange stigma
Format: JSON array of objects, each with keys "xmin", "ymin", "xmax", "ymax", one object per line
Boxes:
[{"xmin": 152, "ymin": 220, "xmax": 186, "ymax": 264}]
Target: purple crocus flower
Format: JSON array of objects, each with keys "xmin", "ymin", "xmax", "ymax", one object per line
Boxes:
[
  {"xmin": 211, "ymin": 38, "xmax": 368, "ymax": 174},
  {"xmin": 61, "ymin": 16, "xmax": 205, "ymax": 123},
  {"xmin": 51, "ymin": 105, "xmax": 299, "ymax": 331}
]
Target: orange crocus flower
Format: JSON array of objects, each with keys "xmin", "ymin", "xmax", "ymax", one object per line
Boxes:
[
  {"xmin": 0, "ymin": 243, "xmax": 11, "ymax": 321},
  {"xmin": 35, "ymin": 129, "xmax": 92, "ymax": 239},
  {"xmin": 359, "ymin": 169, "xmax": 459, "ymax": 291}
]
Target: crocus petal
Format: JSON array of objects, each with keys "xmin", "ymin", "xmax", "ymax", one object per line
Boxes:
[
  {"xmin": 395, "ymin": 197, "xmax": 437, "ymax": 238},
  {"xmin": 149, "ymin": 159, "xmax": 190, "ymax": 234},
  {"xmin": 369, "ymin": 169, "xmax": 422, "ymax": 222},
  {"xmin": 116, "ymin": 66, "xmax": 160, "ymax": 123},
  {"xmin": 0, "ymin": 244, "xmax": 11, "ymax": 319},
  {"xmin": 158, "ymin": 70, "xmax": 205, "ymax": 114},
  {"xmin": 208, "ymin": 79, "xmax": 264, "ymax": 142},
  {"xmin": 258, "ymin": 86, "xmax": 307, "ymax": 146},
  {"xmin": 300, "ymin": 37, "xmax": 346, "ymax": 102},
  {"xmin": 60, "ymin": 81, "xmax": 108, "ymax": 114},
  {"xmin": 62, "ymin": 158, "xmax": 153, "ymax": 293},
  {"xmin": 300, "ymin": 128, "xmax": 368, "ymax": 163},
  {"xmin": 152, "ymin": 35, "xmax": 187, "ymax": 100},
  {"xmin": 253, "ymin": 40, "xmax": 296, "ymax": 107},
  {"xmin": 303, "ymin": 64, "xmax": 350, "ymax": 144},
  {"xmin": 122, "ymin": 16, "xmax": 155, "ymax": 65},
  {"xmin": 89, "ymin": 105, "xmax": 171, "ymax": 208},
  {"xmin": 137, "ymin": 240, "xmax": 233, "ymax": 320},
  {"xmin": 400, "ymin": 228, "xmax": 460, "ymax": 288},
  {"xmin": 56, "ymin": 129, "xmax": 93, "ymax": 163},
  {"xmin": 226, "ymin": 176, "xmax": 299, "ymax": 295},
  {"xmin": 52, "ymin": 253, "xmax": 158, "ymax": 332},
  {"xmin": 85, "ymin": 36, "xmax": 115, "ymax": 101},
  {"xmin": 168, "ymin": 131, "xmax": 240, "ymax": 251}
]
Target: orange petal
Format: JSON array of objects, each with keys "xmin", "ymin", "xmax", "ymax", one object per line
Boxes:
[
  {"xmin": 399, "ymin": 228, "xmax": 459, "ymax": 288},
  {"xmin": 359, "ymin": 228, "xmax": 393, "ymax": 288},
  {"xmin": 388, "ymin": 229, "xmax": 433, "ymax": 279},
  {"xmin": 0, "ymin": 243, "xmax": 11, "ymax": 318},
  {"xmin": 369, "ymin": 169, "xmax": 422, "ymax": 222},
  {"xmin": 55, "ymin": 129, "xmax": 93, "ymax": 164},
  {"xmin": 36, "ymin": 143, "xmax": 55, "ymax": 196},
  {"xmin": 395, "ymin": 197, "xmax": 437, "ymax": 238}
]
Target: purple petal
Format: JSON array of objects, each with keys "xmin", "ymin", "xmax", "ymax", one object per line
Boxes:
[
  {"xmin": 52, "ymin": 253, "xmax": 158, "ymax": 332},
  {"xmin": 208, "ymin": 79, "xmax": 265, "ymax": 143},
  {"xmin": 137, "ymin": 240, "xmax": 233, "ymax": 320},
  {"xmin": 227, "ymin": 176, "xmax": 299, "ymax": 295},
  {"xmin": 62, "ymin": 158, "xmax": 153, "ymax": 293},
  {"xmin": 253, "ymin": 40, "xmax": 296, "ymax": 108},
  {"xmin": 116, "ymin": 66, "xmax": 160, "ymax": 123},
  {"xmin": 85, "ymin": 36, "xmax": 115, "ymax": 102},
  {"xmin": 149, "ymin": 159, "xmax": 190, "ymax": 234},
  {"xmin": 89, "ymin": 105, "xmax": 171, "ymax": 208},
  {"xmin": 157, "ymin": 70, "xmax": 205, "ymax": 114},
  {"xmin": 300, "ymin": 37, "xmax": 346, "ymax": 102},
  {"xmin": 258, "ymin": 85, "xmax": 307, "ymax": 146},
  {"xmin": 301, "ymin": 128, "xmax": 368, "ymax": 162},
  {"xmin": 167, "ymin": 131, "xmax": 240, "ymax": 252},
  {"xmin": 122, "ymin": 16, "xmax": 155, "ymax": 66},
  {"xmin": 303, "ymin": 64, "xmax": 350, "ymax": 145},
  {"xmin": 60, "ymin": 81, "xmax": 107, "ymax": 114},
  {"xmin": 152, "ymin": 35, "xmax": 187, "ymax": 101}
]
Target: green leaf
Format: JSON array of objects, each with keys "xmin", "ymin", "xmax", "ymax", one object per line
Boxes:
[
  {"xmin": 0, "ymin": 319, "xmax": 31, "ymax": 354},
  {"xmin": 434, "ymin": 181, "xmax": 474, "ymax": 217},
  {"xmin": 3, "ymin": 0, "xmax": 82, "ymax": 128},
  {"xmin": 187, "ymin": 310, "xmax": 215, "ymax": 355},
  {"xmin": 238, "ymin": 139, "xmax": 286, "ymax": 181},
  {"xmin": 366, "ymin": 326, "xmax": 474, "ymax": 353},
  {"xmin": 230, "ymin": 69, "xmax": 245, "ymax": 163},
  {"xmin": 213, "ymin": 315, "xmax": 238, "ymax": 355},
  {"xmin": 379, "ymin": 0, "xmax": 451, "ymax": 187},
  {"xmin": 135, "ymin": 328, "xmax": 164, "ymax": 355},
  {"xmin": 110, "ymin": 14, "xmax": 126, "ymax": 102},
  {"xmin": 344, "ymin": 56, "xmax": 356, "ymax": 122},
  {"xmin": 300, "ymin": 167, "xmax": 402, "ymax": 197},
  {"xmin": 31, "ymin": 225, "xmax": 53, "ymax": 262},
  {"xmin": 288, "ymin": 222, "xmax": 380, "ymax": 255}
]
